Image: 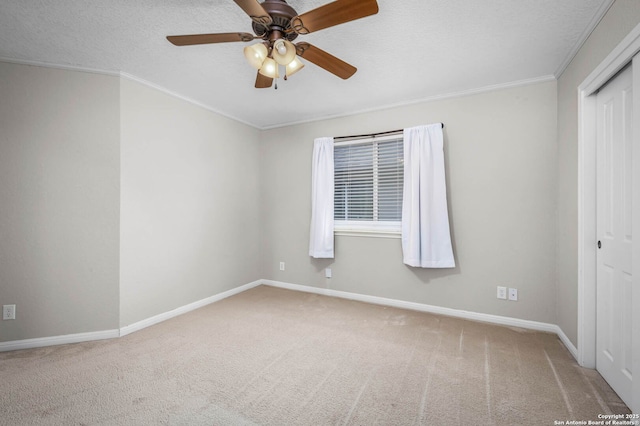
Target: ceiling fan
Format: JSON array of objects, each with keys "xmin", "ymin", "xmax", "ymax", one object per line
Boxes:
[{"xmin": 166, "ymin": 0, "xmax": 379, "ymax": 89}]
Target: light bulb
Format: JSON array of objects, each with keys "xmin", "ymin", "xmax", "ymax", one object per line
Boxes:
[
  {"xmin": 275, "ymin": 40, "xmax": 287, "ymax": 55},
  {"xmin": 272, "ymin": 39, "xmax": 297, "ymax": 66}
]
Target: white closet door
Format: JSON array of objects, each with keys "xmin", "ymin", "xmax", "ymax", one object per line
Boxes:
[{"xmin": 596, "ymin": 64, "xmax": 634, "ymax": 408}]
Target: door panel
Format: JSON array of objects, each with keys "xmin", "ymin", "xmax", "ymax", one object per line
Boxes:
[{"xmin": 596, "ymin": 64, "xmax": 633, "ymax": 408}]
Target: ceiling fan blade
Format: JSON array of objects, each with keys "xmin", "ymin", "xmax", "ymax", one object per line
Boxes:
[
  {"xmin": 296, "ymin": 43, "xmax": 357, "ymax": 79},
  {"xmin": 291, "ymin": 0, "xmax": 378, "ymax": 34},
  {"xmin": 255, "ymin": 71, "xmax": 273, "ymax": 88},
  {"xmin": 233, "ymin": 0, "xmax": 273, "ymax": 26},
  {"xmin": 167, "ymin": 32, "xmax": 254, "ymax": 46}
]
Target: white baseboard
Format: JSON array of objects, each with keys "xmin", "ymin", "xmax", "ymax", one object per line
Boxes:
[
  {"xmin": 554, "ymin": 325, "xmax": 579, "ymax": 360},
  {"xmin": 119, "ymin": 280, "xmax": 262, "ymax": 337},
  {"xmin": 0, "ymin": 280, "xmax": 263, "ymax": 352},
  {"xmin": 262, "ymin": 279, "xmax": 579, "ymax": 360},
  {"xmin": 0, "ymin": 329, "xmax": 119, "ymax": 352},
  {"xmin": 0, "ymin": 278, "xmax": 579, "ymax": 363}
]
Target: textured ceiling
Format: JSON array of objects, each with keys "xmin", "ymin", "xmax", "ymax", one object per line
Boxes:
[{"xmin": 0, "ymin": 0, "xmax": 612, "ymax": 129}]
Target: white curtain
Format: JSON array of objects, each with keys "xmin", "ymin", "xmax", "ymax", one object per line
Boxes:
[
  {"xmin": 309, "ymin": 137, "xmax": 335, "ymax": 258},
  {"xmin": 401, "ymin": 124, "xmax": 455, "ymax": 268}
]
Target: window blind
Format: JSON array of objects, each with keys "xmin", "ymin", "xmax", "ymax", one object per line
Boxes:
[{"xmin": 334, "ymin": 136, "xmax": 404, "ymax": 224}]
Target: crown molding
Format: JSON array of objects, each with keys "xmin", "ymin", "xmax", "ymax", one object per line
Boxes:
[
  {"xmin": 0, "ymin": 57, "xmax": 258, "ymax": 129},
  {"xmin": 554, "ymin": 0, "xmax": 615, "ymax": 78},
  {"xmin": 0, "ymin": 56, "xmax": 119, "ymax": 77},
  {"xmin": 260, "ymin": 75, "xmax": 557, "ymax": 130},
  {"xmin": 119, "ymin": 72, "xmax": 257, "ymax": 129},
  {"xmin": 1, "ymin": 56, "xmax": 555, "ymax": 131}
]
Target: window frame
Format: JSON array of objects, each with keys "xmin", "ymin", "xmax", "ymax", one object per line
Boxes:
[{"xmin": 333, "ymin": 134, "xmax": 403, "ymax": 238}]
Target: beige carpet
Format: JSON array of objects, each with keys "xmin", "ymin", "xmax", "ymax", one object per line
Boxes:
[{"xmin": 0, "ymin": 285, "xmax": 631, "ymax": 425}]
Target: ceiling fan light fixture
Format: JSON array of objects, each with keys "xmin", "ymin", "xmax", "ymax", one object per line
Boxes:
[
  {"xmin": 243, "ymin": 43, "xmax": 268, "ymax": 69},
  {"xmin": 272, "ymin": 39, "xmax": 297, "ymax": 65},
  {"xmin": 285, "ymin": 56, "xmax": 305, "ymax": 77},
  {"xmin": 258, "ymin": 57, "xmax": 279, "ymax": 79},
  {"xmin": 167, "ymin": 0, "xmax": 380, "ymax": 87}
]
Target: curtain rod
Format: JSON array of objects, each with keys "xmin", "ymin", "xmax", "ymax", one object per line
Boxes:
[{"xmin": 334, "ymin": 123, "xmax": 444, "ymax": 141}]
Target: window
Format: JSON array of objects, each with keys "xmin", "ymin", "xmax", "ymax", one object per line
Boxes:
[{"xmin": 334, "ymin": 135, "xmax": 404, "ymax": 237}]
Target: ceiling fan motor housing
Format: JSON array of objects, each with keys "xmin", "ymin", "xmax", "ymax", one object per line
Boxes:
[{"xmin": 252, "ymin": 0, "xmax": 299, "ymax": 41}]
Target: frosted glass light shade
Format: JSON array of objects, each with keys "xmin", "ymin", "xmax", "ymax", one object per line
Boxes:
[
  {"xmin": 258, "ymin": 57, "xmax": 279, "ymax": 78},
  {"xmin": 243, "ymin": 43, "xmax": 268, "ymax": 70},
  {"xmin": 285, "ymin": 57, "xmax": 305, "ymax": 77},
  {"xmin": 272, "ymin": 39, "xmax": 296, "ymax": 65}
]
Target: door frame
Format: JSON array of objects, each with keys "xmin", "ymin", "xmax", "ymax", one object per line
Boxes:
[{"xmin": 577, "ymin": 22, "xmax": 640, "ymax": 413}]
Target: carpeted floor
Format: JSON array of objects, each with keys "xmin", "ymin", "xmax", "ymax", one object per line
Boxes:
[{"xmin": 0, "ymin": 285, "xmax": 632, "ymax": 425}]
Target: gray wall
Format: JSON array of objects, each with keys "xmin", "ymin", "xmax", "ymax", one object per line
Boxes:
[
  {"xmin": 260, "ymin": 81, "xmax": 559, "ymax": 324},
  {"xmin": 0, "ymin": 63, "xmax": 121, "ymax": 341},
  {"xmin": 4, "ymin": 0, "xmax": 638, "ymax": 344},
  {"xmin": 556, "ymin": 0, "xmax": 640, "ymax": 346},
  {"xmin": 119, "ymin": 78, "xmax": 262, "ymax": 327},
  {"xmin": 0, "ymin": 63, "xmax": 262, "ymax": 342}
]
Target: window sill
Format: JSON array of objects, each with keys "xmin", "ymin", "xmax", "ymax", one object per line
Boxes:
[{"xmin": 334, "ymin": 229, "xmax": 401, "ymax": 239}]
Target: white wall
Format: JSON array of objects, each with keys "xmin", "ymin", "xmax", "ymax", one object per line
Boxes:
[
  {"xmin": 0, "ymin": 63, "xmax": 120, "ymax": 341},
  {"xmin": 119, "ymin": 78, "xmax": 261, "ymax": 327},
  {"xmin": 260, "ymin": 80, "xmax": 558, "ymax": 324},
  {"xmin": 556, "ymin": 0, "xmax": 640, "ymax": 346}
]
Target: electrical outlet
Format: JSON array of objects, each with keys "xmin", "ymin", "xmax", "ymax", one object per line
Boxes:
[
  {"xmin": 508, "ymin": 288, "xmax": 518, "ymax": 301},
  {"xmin": 497, "ymin": 286, "xmax": 507, "ymax": 300},
  {"xmin": 325, "ymin": 268, "xmax": 332, "ymax": 278},
  {"xmin": 3, "ymin": 304, "xmax": 16, "ymax": 320},
  {"xmin": 279, "ymin": 262, "xmax": 285, "ymax": 271}
]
